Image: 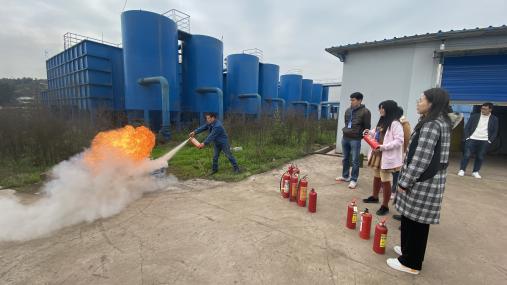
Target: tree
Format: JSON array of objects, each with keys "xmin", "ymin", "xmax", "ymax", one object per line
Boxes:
[{"xmin": 0, "ymin": 82, "xmax": 16, "ymax": 106}]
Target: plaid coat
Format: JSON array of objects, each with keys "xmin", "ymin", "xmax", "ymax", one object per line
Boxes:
[{"xmin": 395, "ymin": 116, "xmax": 451, "ymax": 224}]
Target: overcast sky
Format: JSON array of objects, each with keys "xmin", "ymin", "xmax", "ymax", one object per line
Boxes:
[{"xmin": 1, "ymin": 0, "xmax": 506, "ymax": 81}]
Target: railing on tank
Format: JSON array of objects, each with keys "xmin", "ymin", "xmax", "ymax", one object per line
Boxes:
[
  {"xmin": 63, "ymin": 32, "xmax": 121, "ymax": 50},
  {"xmin": 285, "ymin": 68, "xmax": 303, "ymax": 75},
  {"xmin": 162, "ymin": 9, "xmax": 191, "ymax": 33},
  {"xmin": 242, "ymin": 48, "xmax": 263, "ymax": 62}
]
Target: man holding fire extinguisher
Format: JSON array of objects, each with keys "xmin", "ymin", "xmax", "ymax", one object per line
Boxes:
[{"xmin": 189, "ymin": 113, "xmax": 240, "ymax": 175}]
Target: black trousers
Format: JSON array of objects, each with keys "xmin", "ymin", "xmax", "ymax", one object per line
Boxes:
[{"xmin": 398, "ymin": 215, "xmax": 430, "ymax": 271}]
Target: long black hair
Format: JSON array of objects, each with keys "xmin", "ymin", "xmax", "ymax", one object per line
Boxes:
[
  {"xmin": 414, "ymin": 88, "xmax": 451, "ymax": 131},
  {"xmin": 377, "ymin": 100, "xmax": 398, "ymax": 134}
]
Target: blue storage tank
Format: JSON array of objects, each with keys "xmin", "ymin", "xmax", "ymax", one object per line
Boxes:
[
  {"xmin": 279, "ymin": 74, "xmax": 303, "ymax": 108},
  {"xmin": 182, "ymin": 35, "xmax": 223, "ymax": 116},
  {"xmin": 226, "ymin": 54, "xmax": 260, "ymax": 114},
  {"xmin": 121, "ymin": 10, "xmax": 180, "ymax": 124},
  {"xmin": 45, "ymin": 40, "xmax": 124, "ymax": 112},
  {"xmin": 258, "ymin": 63, "xmax": 280, "ymax": 111},
  {"xmin": 301, "ymin": 79, "xmax": 313, "ymax": 102},
  {"xmin": 311, "ymin": 84, "xmax": 323, "ymax": 103},
  {"xmin": 322, "ymin": 86, "xmax": 330, "ymax": 119}
]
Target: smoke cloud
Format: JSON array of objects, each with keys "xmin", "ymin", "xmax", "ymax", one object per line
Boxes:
[{"xmin": 0, "ymin": 149, "xmax": 177, "ymax": 242}]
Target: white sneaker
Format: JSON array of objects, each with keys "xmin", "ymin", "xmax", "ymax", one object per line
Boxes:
[
  {"xmin": 386, "ymin": 258, "xmax": 420, "ymax": 275},
  {"xmin": 336, "ymin": 176, "xmax": 351, "ymax": 182},
  {"xmin": 458, "ymin": 170, "xmax": 465, "ymax": 177},
  {"xmin": 472, "ymin": 172, "xmax": 482, "ymax": 179},
  {"xmin": 394, "ymin": 245, "xmax": 402, "ymax": 256},
  {"xmin": 348, "ymin": 181, "xmax": 357, "ymax": 189}
]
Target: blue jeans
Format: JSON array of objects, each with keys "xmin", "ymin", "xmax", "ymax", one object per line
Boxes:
[
  {"xmin": 213, "ymin": 142, "xmax": 239, "ymax": 171},
  {"xmin": 460, "ymin": 139, "xmax": 489, "ymax": 172},
  {"xmin": 341, "ymin": 137, "xmax": 362, "ymax": 182}
]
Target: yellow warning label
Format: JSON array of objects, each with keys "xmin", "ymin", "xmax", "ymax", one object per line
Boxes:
[
  {"xmin": 299, "ymin": 186, "xmax": 307, "ymax": 201},
  {"xmin": 380, "ymin": 234, "xmax": 387, "ymax": 248},
  {"xmin": 291, "ymin": 183, "xmax": 297, "ymax": 198},
  {"xmin": 352, "ymin": 213, "xmax": 357, "ymax": 223}
]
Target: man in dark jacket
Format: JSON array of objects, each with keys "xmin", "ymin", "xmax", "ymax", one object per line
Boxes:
[
  {"xmin": 190, "ymin": 113, "xmax": 240, "ymax": 174},
  {"xmin": 458, "ymin": 102, "xmax": 499, "ymax": 179},
  {"xmin": 336, "ymin": 92, "xmax": 371, "ymax": 189}
]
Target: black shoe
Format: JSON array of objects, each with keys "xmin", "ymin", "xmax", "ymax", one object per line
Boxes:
[
  {"xmin": 210, "ymin": 170, "xmax": 218, "ymax": 175},
  {"xmin": 393, "ymin": 214, "xmax": 402, "ymax": 221},
  {"xmin": 376, "ymin": 206, "xmax": 389, "ymax": 216},
  {"xmin": 363, "ymin": 196, "xmax": 379, "ymax": 203},
  {"xmin": 233, "ymin": 167, "xmax": 241, "ymax": 174}
]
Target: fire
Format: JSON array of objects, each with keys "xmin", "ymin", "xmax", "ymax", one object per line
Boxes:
[{"xmin": 85, "ymin": 125, "xmax": 155, "ymax": 166}]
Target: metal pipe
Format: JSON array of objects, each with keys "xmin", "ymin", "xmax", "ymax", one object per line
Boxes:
[
  {"xmin": 318, "ymin": 101, "xmax": 340, "ymax": 120},
  {"xmin": 196, "ymin": 87, "xmax": 224, "ymax": 122},
  {"xmin": 291, "ymin": 101, "xmax": 310, "ymax": 118},
  {"xmin": 138, "ymin": 76, "xmax": 170, "ymax": 138},
  {"xmin": 264, "ymin": 98, "xmax": 286, "ymax": 112},
  {"xmin": 238, "ymin": 93, "xmax": 262, "ymax": 117}
]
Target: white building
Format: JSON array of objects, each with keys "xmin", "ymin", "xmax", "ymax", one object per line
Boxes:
[{"xmin": 327, "ymin": 26, "xmax": 507, "ymax": 155}]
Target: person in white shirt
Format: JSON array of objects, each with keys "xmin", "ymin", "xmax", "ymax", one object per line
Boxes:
[{"xmin": 458, "ymin": 103, "xmax": 499, "ymax": 179}]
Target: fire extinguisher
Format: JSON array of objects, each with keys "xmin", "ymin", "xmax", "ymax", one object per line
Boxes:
[
  {"xmin": 297, "ymin": 176, "xmax": 308, "ymax": 207},
  {"xmin": 373, "ymin": 218, "xmax": 388, "ymax": 254},
  {"xmin": 279, "ymin": 172, "xmax": 291, "ymax": 198},
  {"xmin": 359, "ymin": 208, "xmax": 372, "ymax": 240},
  {"xmin": 363, "ymin": 134, "xmax": 380, "ymax": 150},
  {"xmin": 189, "ymin": 137, "xmax": 202, "ymax": 148},
  {"xmin": 289, "ymin": 174, "xmax": 299, "ymax": 202},
  {"xmin": 346, "ymin": 199, "xmax": 358, "ymax": 229},
  {"xmin": 308, "ymin": 188, "xmax": 317, "ymax": 213}
]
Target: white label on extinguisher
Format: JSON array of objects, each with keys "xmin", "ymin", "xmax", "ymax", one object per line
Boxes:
[
  {"xmin": 359, "ymin": 215, "xmax": 363, "ymax": 232},
  {"xmin": 284, "ymin": 181, "xmax": 290, "ymax": 194},
  {"xmin": 380, "ymin": 234, "xmax": 387, "ymax": 248}
]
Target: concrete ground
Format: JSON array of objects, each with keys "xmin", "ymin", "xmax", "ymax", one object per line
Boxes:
[{"xmin": 1, "ymin": 153, "xmax": 506, "ymax": 285}]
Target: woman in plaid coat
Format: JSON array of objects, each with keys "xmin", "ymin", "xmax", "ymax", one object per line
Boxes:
[{"xmin": 387, "ymin": 88, "xmax": 452, "ymax": 275}]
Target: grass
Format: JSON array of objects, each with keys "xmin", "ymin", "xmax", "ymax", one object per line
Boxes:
[
  {"xmin": 0, "ymin": 159, "xmax": 46, "ymax": 189},
  {"xmin": 0, "ymin": 112, "xmax": 337, "ymax": 188}
]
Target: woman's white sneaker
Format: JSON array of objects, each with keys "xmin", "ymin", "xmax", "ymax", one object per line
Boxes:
[
  {"xmin": 472, "ymin": 172, "xmax": 482, "ymax": 179},
  {"xmin": 336, "ymin": 176, "xmax": 351, "ymax": 182},
  {"xmin": 386, "ymin": 258, "xmax": 420, "ymax": 275},
  {"xmin": 394, "ymin": 245, "xmax": 402, "ymax": 256}
]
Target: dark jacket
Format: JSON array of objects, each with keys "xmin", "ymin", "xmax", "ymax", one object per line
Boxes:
[
  {"xmin": 194, "ymin": 120, "xmax": 230, "ymax": 145},
  {"xmin": 464, "ymin": 113, "xmax": 499, "ymax": 143},
  {"xmin": 342, "ymin": 104, "xmax": 371, "ymax": 139}
]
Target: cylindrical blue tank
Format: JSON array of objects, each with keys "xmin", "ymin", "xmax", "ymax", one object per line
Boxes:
[
  {"xmin": 121, "ymin": 10, "xmax": 180, "ymax": 115},
  {"xmin": 301, "ymin": 79, "xmax": 313, "ymax": 102},
  {"xmin": 279, "ymin": 74, "xmax": 303, "ymax": 107},
  {"xmin": 258, "ymin": 63, "xmax": 280, "ymax": 111},
  {"xmin": 226, "ymin": 54, "xmax": 259, "ymax": 114},
  {"xmin": 311, "ymin": 83, "xmax": 323, "ymax": 103},
  {"xmin": 182, "ymin": 35, "xmax": 223, "ymax": 114},
  {"xmin": 322, "ymin": 86, "xmax": 330, "ymax": 118}
]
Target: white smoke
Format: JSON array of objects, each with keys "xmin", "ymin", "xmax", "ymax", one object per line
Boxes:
[{"xmin": 0, "ymin": 148, "xmax": 179, "ymax": 242}]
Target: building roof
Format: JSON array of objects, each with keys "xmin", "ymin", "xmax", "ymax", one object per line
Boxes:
[{"xmin": 326, "ymin": 25, "xmax": 507, "ymax": 62}]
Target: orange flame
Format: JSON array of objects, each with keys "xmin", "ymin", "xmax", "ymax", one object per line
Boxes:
[{"xmin": 85, "ymin": 125, "xmax": 155, "ymax": 166}]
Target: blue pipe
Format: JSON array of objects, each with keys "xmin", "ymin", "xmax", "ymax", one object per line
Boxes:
[
  {"xmin": 138, "ymin": 76, "xmax": 170, "ymax": 138},
  {"xmin": 264, "ymin": 98, "xmax": 286, "ymax": 112},
  {"xmin": 318, "ymin": 101, "xmax": 340, "ymax": 120},
  {"xmin": 238, "ymin": 93, "xmax": 262, "ymax": 118},
  {"xmin": 196, "ymin": 87, "xmax": 224, "ymax": 122},
  {"xmin": 291, "ymin": 101, "xmax": 310, "ymax": 118}
]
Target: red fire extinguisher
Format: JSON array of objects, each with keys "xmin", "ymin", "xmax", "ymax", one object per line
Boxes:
[
  {"xmin": 363, "ymin": 134, "xmax": 380, "ymax": 150},
  {"xmin": 373, "ymin": 218, "xmax": 388, "ymax": 254},
  {"xmin": 308, "ymin": 188, "xmax": 317, "ymax": 213},
  {"xmin": 297, "ymin": 176, "xmax": 308, "ymax": 207},
  {"xmin": 189, "ymin": 137, "xmax": 202, "ymax": 148},
  {"xmin": 280, "ymin": 172, "xmax": 291, "ymax": 198},
  {"xmin": 359, "ymin": 208, "xmax": 372, "ymax": 240},
  {"xmin": 289, "ymin": 174, "xmax": 299, "ymax": 202},
  {"xmin": 346, "ymin": 199, "xmax": 358, "ymax": 229}
]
